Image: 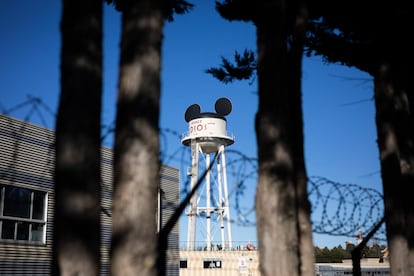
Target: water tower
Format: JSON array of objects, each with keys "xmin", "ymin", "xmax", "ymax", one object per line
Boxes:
[{"xmin": 181, "ymin": 98, "xmax": 234, "ymax": 251}]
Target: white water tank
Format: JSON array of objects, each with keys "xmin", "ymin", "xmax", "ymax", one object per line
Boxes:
[{"xmin": 181, "ymin": 98, "xmax": 234, "ymax": 153}]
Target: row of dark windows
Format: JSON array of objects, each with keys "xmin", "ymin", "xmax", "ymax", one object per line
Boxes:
[{"xmin": 180, "ymin": 259, "xmax": 222, "ymax": 269}]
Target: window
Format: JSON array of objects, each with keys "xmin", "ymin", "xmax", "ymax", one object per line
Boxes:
[
  {"xmin": 179, "ymin": 259, "xmax": 187, "ymax": 269},
  {"xmin": 203, "ymin": 259, "xmax": 222, "ymax": 269},
  {"xmin": 0, "ymin": 185, "xmax": 47, "ymax": 243}
]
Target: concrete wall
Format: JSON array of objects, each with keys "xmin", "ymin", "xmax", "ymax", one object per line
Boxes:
[{"xmin": 180, "ymin": 250, "xmax": 260, "ymax": 276}]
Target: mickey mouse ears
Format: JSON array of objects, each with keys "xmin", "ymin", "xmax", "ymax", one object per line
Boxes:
[
  {"xmin": 184, "ymin": 98, "xmax": 232, "ymax": 122},
  {"xmin": 215, "ymin": 97, "xmax": 232, "ymax": 116},
  {"xmin": 184, "ymin": 104, "xmax": 201, "ymax": 122}
]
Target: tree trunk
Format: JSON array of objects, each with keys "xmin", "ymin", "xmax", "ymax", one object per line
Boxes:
[
  {"xmin": 54, "ymin": 1, "xmax": 103, "ymax": 275},
  {"xmin": 289, "ymin": 3, "xmax": 315, "ymax": 275},
  {"xmin": 254, "ymin": 1, "xmax": 314, "ymax": 275},
  {"xmin": 110, "ymin": 1, "xmax": 163, "ymax": 275},
  {"xmin": 374, "ymin": 61, "xmax": 414, "ymax": 276}
]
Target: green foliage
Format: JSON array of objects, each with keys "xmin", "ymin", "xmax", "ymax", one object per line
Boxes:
[
  {"xmin": 304, "ymin": 3, "xmax": 411, "ymax": 74},
  {"xmin": 315, "ymin": 246, "xmax": 344, "ymax": 263},
  {"xmin": 364, "ymin": 243, "xmax": 384, "ymax": 258},
  {"xmin": 163, "ymin": 0, "xmax": 194, "ymax": 22},
  {"xmin": 104, "ymin": 0, "xmax": 194, "ymax": 22},
  {"xmin": 314, "ymin": 243, "xmax": 387, "ymax": 263},
  {"xmin": 205, "ymin": 50, "xmax": 256, "ymax": 84},
  {"xmin": 215, "ymin": 0, "xmax": 255, "ymax": 22}
]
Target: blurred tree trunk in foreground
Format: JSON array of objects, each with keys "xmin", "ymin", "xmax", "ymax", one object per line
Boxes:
[
  {"xmin": 214, "ymin": 1, "xmax": 315, "ymax": 275},
  {"xmin": 54, "ymin": 0, "xmax": 103, "ymax": 275},
  {"xmin": 254, "ymin": 1, "xmax": 314, "ymax": 275},
  {"xmin": 303, "ymin": 5, "xmax": 414, "ymax": 273},
  {"xmin": 110, "ymin": 0, "xmax": 164, "ymax": 275},
  {"xmin": 374, "ymin": 61, "xmax": 414, "ymax": 275}
]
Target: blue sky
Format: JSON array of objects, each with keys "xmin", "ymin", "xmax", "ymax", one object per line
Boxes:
[{"xmin": 0, "ymin": 1, "xmax": 383, "ymax": 249}]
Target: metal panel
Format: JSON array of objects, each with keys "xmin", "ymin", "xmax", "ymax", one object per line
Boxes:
[
  {"xmin": 0, "ymin": 115, "xmax": 180, "ymax": 276},
  {"xmin": 160, "ymin": 166, "xmax": 180, "ymax": 276},
  {"xmin": 0, "ymin": 115, "xmax": 54, "ymax": 275}
]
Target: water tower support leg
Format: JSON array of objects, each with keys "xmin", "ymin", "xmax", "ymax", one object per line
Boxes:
[
  {"xmin": 220, "ymin": 145, "xmax": 233, "ymax": 249},
  {"xmin": 187, "ymin": 141, "xmax": 199, "ymax": 250}
]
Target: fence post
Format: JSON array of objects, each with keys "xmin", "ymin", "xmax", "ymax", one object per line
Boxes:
[{"xmin": 351, "ymin": 216, "xmax": 385, "ymax": 276}]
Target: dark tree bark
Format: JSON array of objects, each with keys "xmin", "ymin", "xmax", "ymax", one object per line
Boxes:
[
  {"xmin": 110, "ymin": 1, "xmax": 164, "ymax": 275},
  {"xmin": 54, "ymin": 0, "xmax": 103, "ymax": 275},
  {"xmin": 211, "ymin": 1, "xmax": 315, "ymax": 274},
  {"xmin": 254, "ymin": 1, "xmax": 314, "ymax": 275},
  {"xmin": 302, "ymin": 3, "xmax": 414, "ymax": 273},
  {"xmin": 215, "ymin": 2, "xmax": 414, "ymax": 274},
  {"xmin": 374, "ymin": 60, "xmax": 414, "ymax": 276}
]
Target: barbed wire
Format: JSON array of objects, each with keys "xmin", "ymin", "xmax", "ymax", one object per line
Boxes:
[
  {"xmin": 308, "ymin": 176, "xmax": 386, "ymax": 242},
  {"xmin": 1, "ymin": 97, "xmax": 386, "ymax": 243}
]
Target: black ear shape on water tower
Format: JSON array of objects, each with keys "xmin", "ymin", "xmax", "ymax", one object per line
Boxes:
[
  {"xmin": 215, "ymin": 97, "xmax": 232, "ymax": 116},
  {"xmin": 184, "ymin": 98, "xmax": 232, "ymax": 122},
  {"xmin": 184, "ymin": 104, "xmax": 201, "ymax": 122}
]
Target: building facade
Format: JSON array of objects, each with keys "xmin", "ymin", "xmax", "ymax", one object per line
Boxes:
[
  {"xmin": 0, "ymin": 114, "xmax": 179, "ymax": 275},
  {"xmin": 315, "ymin": 259, "xmax": 390, "ymax": 276},
  {"xmin": 180, "ymin": 249, "xmax": 260, "ymax": 276}
]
